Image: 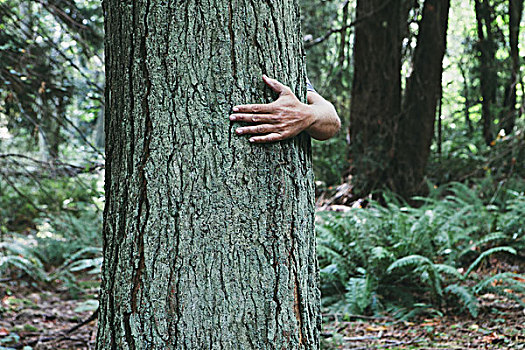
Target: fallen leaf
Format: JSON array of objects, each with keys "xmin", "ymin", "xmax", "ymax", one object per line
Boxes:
[
  {"xmin": 365, "ymin": 325, "xmax": 389, "ymax": 332},
  {"xmin": 482, "ymin": 332, "xmax": 501, "ymax": 343}
]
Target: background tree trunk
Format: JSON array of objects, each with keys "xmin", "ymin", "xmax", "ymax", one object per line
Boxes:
[
  {"xmin": 474, "ymin": 0, "xmax": 498, "ymax": 145},
  {"xmin": 392, "ymin": 0, "xmax": 450, "ymax": 198},
  {"xmin": 96, "ymin": 1, "xmax": 319, "ymax": 349},
  {"xmin": 458, "ymin": 61, "xmax": 473, "ymax": 133},
  {"xmin": 349, "ymin": 0, "xmax": 449, "ymax": 199},
  {"xmin": 503, "ymin": 0, "xmax": 524, "ymax": 134},
  {"xmin": 349, "ymin": 0, "xmax": 403, "ymax": 197}
]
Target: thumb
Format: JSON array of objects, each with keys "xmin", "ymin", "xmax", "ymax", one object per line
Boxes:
[{"xmin": 262, "ymin": 75, "xmax": 292, "ymax": 96}]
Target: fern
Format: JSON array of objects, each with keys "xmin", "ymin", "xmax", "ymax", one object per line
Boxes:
[
  {"xmin": 445, "ymin": 284, "xmax": 479, "ymax": 317},
  {"xmin": 345, "ymin": 276, "xmax": 372, "ymax": 314},
  {"xmin": 316, "ymin": 183, "xmax": 524, "ymax": 319},
  {"xmin": 457, "ymin": 232, "xmax": 506, "ymax": 260},
  {"xmin": 465, "ymin": 246, "xmax": 517, "ymax": 276},
  {"xmin": 474, "ymin": 272, "xmax": 525, "ymax": 294},
  {"xmin": 434, "ymin": 264, "xmax": 463, "ymax": 280},
  {"xmin": 387, "ymin": 255, "xmax": 433, "ymax": 273},
  {"xmin": 0, "ymin": 255, "xmax": 49, "ymax": 283}
]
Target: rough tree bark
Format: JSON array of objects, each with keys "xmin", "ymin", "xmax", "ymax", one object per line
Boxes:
[
  {"xmin": 96, "ymin": 1, "xmax": 319, "ymax": 349},
  {"xmin": 349, "ymin": 0, "xmax": 403, "ymax": 197},
  {"xmin": 392, "ymin": 0, "xmax": 450, "ymax": 198}
]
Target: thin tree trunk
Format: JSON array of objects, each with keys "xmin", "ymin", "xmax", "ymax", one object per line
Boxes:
[
  {"xmin": 437, "ymin": 85, "xmax": 443, "ymax": 157},
  {"xmin": 474, "ymin": 0, "xmax": 497, "ymax": 145},
  {"xmin": 458, "ymin": 61, "xmax": 473, "ymax": 133},
  {"xmin": 392, "ymin": 0, "xmax": 450, "ymax": 198},
  {"xmin": 503, "ymin": 0, "xmax": 524, "ymax": 134},
  {"xmin": 96, "ymin": 1, "xmax": 319, "ymax": 349},
  {"xmin": 338, "ymin": 1, "xmax": 349, "ymax": 69}
]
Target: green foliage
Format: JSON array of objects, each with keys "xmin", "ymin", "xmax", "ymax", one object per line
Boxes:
[
  {"xmin": 301, "ymin": 0, "xmax": 352, "ymax": 187},
  {"xmin": 312, "ymin": 133, "xmax": 348, "ymax": 187},
  {"xmin": 317, "ymin": 182, "xmax": 525, "ymax": 318},
  {"xmin": 444, "ymin": 284, "xmax": 479, "ymax": 317},
  {"xmin": 0, "ymin": 190, "xmax": 102, "ymax": 296}
]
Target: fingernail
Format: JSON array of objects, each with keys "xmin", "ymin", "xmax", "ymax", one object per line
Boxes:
[
  {"xmin": 229, "ymin": 115, "xmax": 236, "ymax": 121},
  {"xmin": 236, "ymin": 129, "xmax": 243, "ymax": 134},
  {"xmin": 233, "ymin": 106, "xmax": 239, "ymax": 112},
  {"xmin": 249, "ymin": 138, "xmax": 255, "ymax": 143}
]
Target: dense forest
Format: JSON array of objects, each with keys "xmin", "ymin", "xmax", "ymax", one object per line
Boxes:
[{"xmin": 0, "ymin": 0, "xmax": 524, "ymax": 349}]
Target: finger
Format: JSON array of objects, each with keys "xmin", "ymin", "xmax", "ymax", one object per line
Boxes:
[
  {"xmin": 230, "ymin": 113, "xmax": 277, "ymax": 123},
  {"xmin": 262, "ymin": 75, "xmax": 292, "ymax": 95},
  {"xmin": 233, "ymin": 103, "xmax": 274, "ymax": 113},
  {"xmin": 249, "ymin": 133, "xmax": 285, "ymax": 144},
  {"xmin": 236, "ymin": 124, "xmax": 276, "ymax": 135}
]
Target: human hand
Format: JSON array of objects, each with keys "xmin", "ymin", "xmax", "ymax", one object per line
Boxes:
[{"xmin": 230, "ymin": 75, "xmax": 315, "ymax": 143}]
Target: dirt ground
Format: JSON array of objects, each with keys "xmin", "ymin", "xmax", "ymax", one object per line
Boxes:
[{"xmin": 0, "ymin": 278, "xmax": 523, "ymax": 350}]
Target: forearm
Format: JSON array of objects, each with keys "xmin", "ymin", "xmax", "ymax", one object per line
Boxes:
[
  {"xmin": 230, "ymin": 76, "xmax": 341, "ymax": 143},
  {"xmin": 305, "ymin": 92, "xmax": 341, "ymax": 141}
]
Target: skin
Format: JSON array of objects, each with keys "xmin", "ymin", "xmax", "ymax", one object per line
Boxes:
[{"xmin": 230, "ymin": 75, "xmax": 341, "ymax": 143}]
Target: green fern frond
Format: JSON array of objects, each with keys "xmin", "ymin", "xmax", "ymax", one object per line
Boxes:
[
  {"xmin": 434, "ymin": 264, "xmax": 463, "ymax": 280},
  {"xmin": 465, "ymin": 246, "xmax": 517, "ymax": 276},
  {"xmin": 457, "ymin": 232, "xmax": 506, "ymax": 260},
  {"xmin": 474, "ymin": 272, "xmax": 525, "ymax": 293},
  {"xmin": 444, "ymin": 284, "xmax": 479, "ymax": 317},
  {"xmin": 345, "ymin": 276, "xmax": 372, "ymax": 314},
  {"xmin": 387, "ymin": 255, "xmax": 432, "ymax": 273},
  {"xmin": 0, "ymin": 255, "xmax": 49, "ymax": 282},
  {"xmin": 480, "ymin": 286, "xmax": 525, "ymax": 307}
]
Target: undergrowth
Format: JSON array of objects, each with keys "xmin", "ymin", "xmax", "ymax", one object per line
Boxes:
[
  {"xmin": 0, "ymin": 173, "xmax": 103, "ymax": 298},
  {"xmin": 316, "ymin": 182, "xmax": 525, "ymax": 319}
]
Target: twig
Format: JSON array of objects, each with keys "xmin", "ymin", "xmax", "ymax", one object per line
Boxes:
[
  {"xmin": 0, "ymin": 153, "xmax": 104, "ymax": 177},
  {"xmin": 323, "ymin": 313, "xmax": 393, "ymax": 322},
  {"xmin": 348, "ymin": 338, "xmax": 425, "ymax": 350},
  {"xmin": 343, "ymin": 335, "xmax": 382, "ymax": 341},
  {"xmin": 65, "ymin": 308, "xmax": 99, "ymax": 335}
]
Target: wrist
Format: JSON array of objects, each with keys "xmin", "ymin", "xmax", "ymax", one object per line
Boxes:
[{"xmin": 303, "ymin": 103, "xmax": 319, "ymax": 131}]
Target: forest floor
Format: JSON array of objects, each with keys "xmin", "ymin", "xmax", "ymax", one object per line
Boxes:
[
  {"xmin": 0, "ymin": 276, "xmax": 522, "ymax": 350},
  {"xmin": 320, "ymin": 297, "xmax": 524, "ymax": 349}
]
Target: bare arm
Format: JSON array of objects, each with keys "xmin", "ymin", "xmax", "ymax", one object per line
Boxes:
[
  {"xmin": 305, "ymin": 90, "xmax": 341, "ymax": 141},
  {"xmin": 230, "ymin": 75, "xmax": 341, "ymax": 143}
]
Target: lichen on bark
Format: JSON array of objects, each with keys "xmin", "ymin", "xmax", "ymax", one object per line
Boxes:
[{"xmin": 96, "ymin": 0, "xmax": 320, "ymax": 349}]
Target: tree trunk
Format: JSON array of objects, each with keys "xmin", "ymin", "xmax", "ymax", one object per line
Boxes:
[
  {"xmin": 96, "ymin": 1, "xmax": 319, "ymax": 349},
  {"xmin": 474, "ymin": 0, "xmax": 497, "ymax": 145},
  {"xmin": 503, "ymin": 0, "xmax": 524, "ymax": 134},
  {"xmin": 458, "ymin": 61, "xmax": 473, "ymax": 133},
  {"xmin": 392, "ymin": 0, "xmax": 450, "ymax": 198},
  {"xmin": 349, "ymin": 0, "xmax": 403, "ymax": 197},
  {"xmin": 349, "ymin": 0, "xmax": 449, "ymax": 200}
]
